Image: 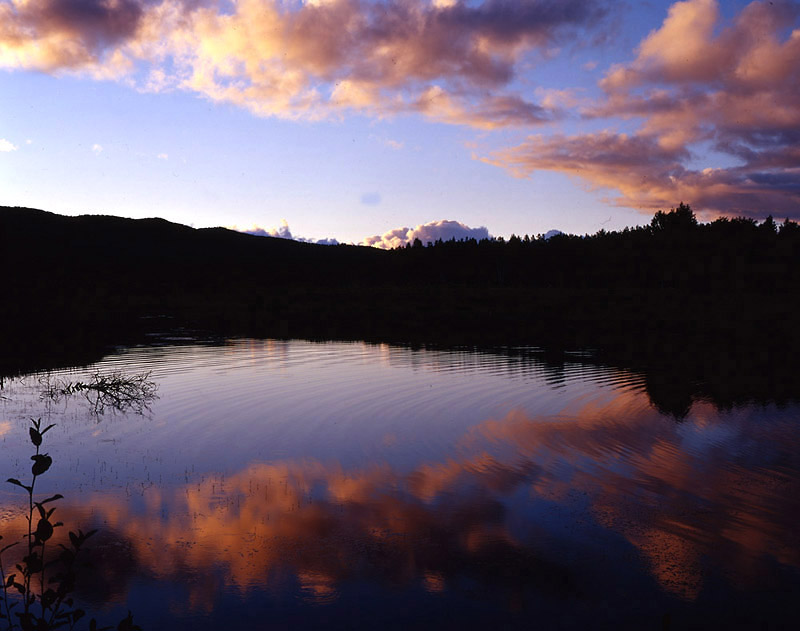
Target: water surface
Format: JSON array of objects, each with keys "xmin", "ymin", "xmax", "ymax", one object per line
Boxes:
[{"xmin": 1, "ymin": 339, "xmax": 798, "ymax": 629}]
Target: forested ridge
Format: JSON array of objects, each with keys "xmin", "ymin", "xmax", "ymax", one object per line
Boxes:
[{"xmin": 2, "ymin": 203, "xmax": 799, "ymax": 362}]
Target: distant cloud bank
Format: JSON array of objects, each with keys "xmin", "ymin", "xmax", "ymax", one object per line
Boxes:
[
  {"xmin": 363, "ymin": 219, "xmax": 491, "ymax": 249},
  {"xmin": 238, "ymin": 218, "xmax": 491, "ymax": 248},
  {"xmin": 239, "ymin": 220, "xmax": 339, "ymax": 245}
]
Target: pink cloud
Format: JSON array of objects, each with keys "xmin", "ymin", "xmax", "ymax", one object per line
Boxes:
[
  {"xmin": 0, "ymin": 0, "xmax": 143, "ymax": 71},
  {"xmin": 486, "ymin": 131, "xmax": 800, "ymax": 219},
  {"xmin": 487, "ymin": 0, "xmax": 800, "ymax": 219},
  {"xmin": 0, "ymin": 0, "xmax": 610, "ymax": 128}
]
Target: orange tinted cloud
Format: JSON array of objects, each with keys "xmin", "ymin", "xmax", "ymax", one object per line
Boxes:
[
  {"xmin": 6, "ymin": 393, "xmax": 794, "ymax": 609},
  {"xmin": 0, "ymin": 0, "xmax": 607, "ymax": 127},
  {"xmin": 487, "ymin": 0, "xmax": 800, "ymax": 218},
  {"xmin": 484, "ymin": 130, "xmax": 800, "ymax": 217},
  {"xmin": 0, "ymin": 0, "xmax": 142, "ymax": 74}
]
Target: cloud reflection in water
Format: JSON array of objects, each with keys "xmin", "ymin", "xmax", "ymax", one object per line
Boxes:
[{"xmin": 27, "ymin": 391, "xmax": 797, "ymax": 621}]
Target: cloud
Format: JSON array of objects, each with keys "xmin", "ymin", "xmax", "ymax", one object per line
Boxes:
[
  {"xmin": 363, "ymin": 219, "xmax": 491, "ymax": 249},
  {"xmin": 20, "ymin": 388, "xmax": 798, "ymax": 610},
  {"xmin": 241, "ymin": 220, "xmax": 339, "ymax": 245},
  {"xmin": 0, "ymin": 0, "xmax": 611, "ymax": 128},
  {"xmin": 484, "ymin": 131, "xmax": 689, "ymax": 206},
  {"xmin": 92, "ymin": 143, "xmax": 103, "ymax": 154},
  {"xmin": 0, "ymin": 0, "xmax": 142, "ymax": 73},
  {"xmin": 244, "ymin": 219, "xmax": 294, "ymax": 240},
  {"xmin": 157, "ymin": 153, "xmax": 168, "ymax": 160},
  {"xmin": 0, "ymin": 138, "xmax": 17, "ymax": 152},
  {"xmin": 485, "ymin": 0, "xmax": 800, "ymax": 219},
  {"xmin": 485, "ymin": 131, "xmax": 800, "ymax": 218}
]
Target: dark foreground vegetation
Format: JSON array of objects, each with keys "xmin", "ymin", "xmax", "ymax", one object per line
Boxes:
[
  {"xmin": 2, "ymin": 203, "xmax": 800, "ymax": 409},
  {"xmin": 1, "ymin": 418, "xmax": 140, "ymax": 631}
]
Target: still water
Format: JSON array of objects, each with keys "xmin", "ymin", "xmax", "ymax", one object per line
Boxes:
[{"xmin": 1, "ymin": 339, "xmax": 798, "ymax": 629}]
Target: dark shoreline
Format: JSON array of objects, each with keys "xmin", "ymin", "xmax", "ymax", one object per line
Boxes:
[{"xmin": 3, "ymin": 204, "xmax": 800, "ymax": 413}]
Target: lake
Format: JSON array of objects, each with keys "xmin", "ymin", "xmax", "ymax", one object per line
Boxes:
[{"xmin": 1, "ymin": 338, "xmax": 799, "ymax": 629}]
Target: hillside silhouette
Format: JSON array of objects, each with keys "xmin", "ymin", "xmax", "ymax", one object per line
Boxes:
[{"xmin": 3, "ymin": 203, "xmax": 800, "ymax": 407}]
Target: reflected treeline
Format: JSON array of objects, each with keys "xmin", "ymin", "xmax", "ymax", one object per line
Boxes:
[
  {"xmin": 4, "ymin": 337, "xmax": 800, "ymax": 421},
  {"xmin": 421, "ymin": 344, "xmax": 800, "ymax": 418},
  {"xmin": 29, "ymin": 398, "xmax": 800, "ymax": 628}
]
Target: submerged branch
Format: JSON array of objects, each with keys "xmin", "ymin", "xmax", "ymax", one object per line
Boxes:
[{"xmin": 39, "ymin": 371, "xmax": 158, "ymax": 415}]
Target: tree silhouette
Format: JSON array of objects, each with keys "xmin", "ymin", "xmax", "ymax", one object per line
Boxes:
[{"xmin": 650, "ymin": 202, "xmax": 697, "ymax": 232}]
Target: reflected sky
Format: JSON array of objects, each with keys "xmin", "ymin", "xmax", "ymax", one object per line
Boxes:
[{"xmin": 1, "ymin": 340, "xmax": 799, "ymax": 629}]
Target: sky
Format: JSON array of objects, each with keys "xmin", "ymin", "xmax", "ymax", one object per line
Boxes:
[{"xmin": 1, "ymin": 0, "xmax": 799, "ymax": 247}]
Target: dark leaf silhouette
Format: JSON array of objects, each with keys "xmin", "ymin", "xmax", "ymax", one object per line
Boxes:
[
  {"xmin": 30, "ymin": 455, "xmax": 52, "ymax": 477},
  {"xmin": 37, "ymin": 495, "xmax": 63, "ymax": 506},
  {"xmin": 35, "ymin": 519, "xmax": 54, "ymax": 543},
  {"xmin": 28, "ymin": 428, "xmax": 42, "ymax": 447}
]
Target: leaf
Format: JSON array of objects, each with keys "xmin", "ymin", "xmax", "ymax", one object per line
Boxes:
[
  {"xmin": 35, "ymin": 518, "xmax": 54, "ymax": 543},
  {"xmin": 41, "ymin": 424, "xmax": 56, "ymax": 435},
  {"xmin": 40, "ymin": 494, "xmax": 64, "ymax": 506},
  {"xmin": 23, "ymin": 552, "xmax": 43, "ymax": 573},
  {"xmin": 31, "ymin": 454, "xmax": 53, "ymax": 476},
  {"xmin": 29, "ymin": 427, "xmax": 42, "ymax": 447}
]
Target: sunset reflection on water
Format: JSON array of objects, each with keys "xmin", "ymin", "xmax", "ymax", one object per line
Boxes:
[{"xmin": 1, "ymin": 340, "xmax": 798, "ymax": 629}]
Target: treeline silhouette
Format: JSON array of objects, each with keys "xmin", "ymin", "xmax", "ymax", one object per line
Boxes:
[
  {"xmin": 393, "ymin": 203, "xmax": 799, "ymax": 293},
  {"xmin": 2, "ymin": 203, "xmax": 800, "ymax": 409}
]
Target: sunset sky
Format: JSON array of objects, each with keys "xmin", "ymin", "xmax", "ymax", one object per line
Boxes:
[{"xmin": 2, "ymin": 0, "xmax": 798, "ymax": 246}]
